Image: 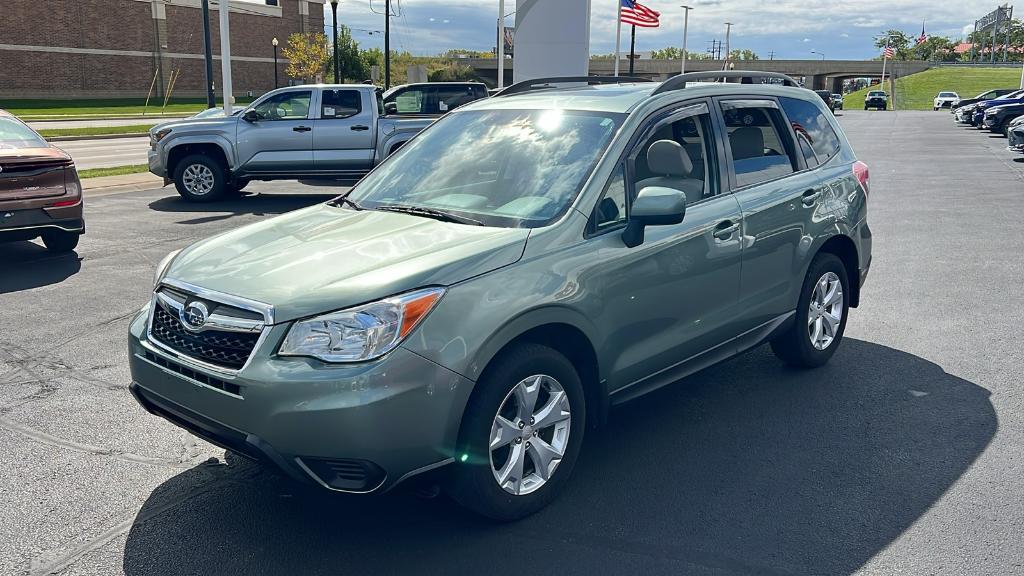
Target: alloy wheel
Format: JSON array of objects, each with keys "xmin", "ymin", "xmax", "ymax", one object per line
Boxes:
[
  {"xmin": 807, "ymin": 271, "xmax": 844, "ymax": 350},
  {"xmin": 489, "ymin": 374, "xmax": 571, "ymax": 496},
  {"xmin": 182, "ymin": 163, "xmax": 215, "ymax": 196}
]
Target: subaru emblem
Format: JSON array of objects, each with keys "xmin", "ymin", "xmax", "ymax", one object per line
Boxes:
[{"xmin": 181, "ymin": 301, "xmax": 210, "ymax": 331}]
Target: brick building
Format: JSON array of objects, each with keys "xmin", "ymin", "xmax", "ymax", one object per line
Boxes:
[{"xmin": 0, "ymin": 0, "xmax": 326, "ymax": 100}]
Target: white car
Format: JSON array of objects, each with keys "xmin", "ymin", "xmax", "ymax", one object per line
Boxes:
[{"xmin": 934, "ymin": 92, "xmax": 959, "ymax": 110}]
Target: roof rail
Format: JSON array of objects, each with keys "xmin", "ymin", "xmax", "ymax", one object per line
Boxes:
[
  {"xmin": 652, "ymin": 71, "xmax": 800, "ymax": 96},
  {"xmin": 493, "ymin": 76, "xmax": 653, "ymax": 97}
]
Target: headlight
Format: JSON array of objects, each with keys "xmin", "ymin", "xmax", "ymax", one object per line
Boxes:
[
  {"xmin": 153, "ymin": 128, "xmax": 173, "ymax": 143},
  {"xmin": 153, "ymin": 249, "xmax": 181, "ymax": 287},
  {"xmin": 279, "ymin": 287, "xmax": 445, "ymax": 363}
]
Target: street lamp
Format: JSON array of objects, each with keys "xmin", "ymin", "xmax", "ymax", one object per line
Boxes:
[
  {"xmin": 680, "ymin": 5, "xmax": 692, "ymax": 75},
  {"xmin": 723, "ymin": 22, "xmax": 733, "ymax": 71},
  {"xmin": 272, "ymin": 37, "xmax": 279, "ymax": 89},
  {"xmin": 330, "ymin": 0, "xmax": 340, "ymax": 83},
  {"xmin": 811, "ymin": 50, "xmax": 825, "ymax": 61}
]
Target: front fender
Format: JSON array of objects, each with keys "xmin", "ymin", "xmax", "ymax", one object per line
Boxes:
[{"xmin": 163, "ymin": 134, "xmax": 237, "ymax": 170}]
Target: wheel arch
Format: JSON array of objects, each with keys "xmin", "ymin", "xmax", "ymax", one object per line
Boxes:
[
  {"xmin": 165, "ymin": 139, "xmax": 233, "ymax": 177},
  {"xmin": 814, "ymin": 234, "xmax": 860, "ymax": 308}
]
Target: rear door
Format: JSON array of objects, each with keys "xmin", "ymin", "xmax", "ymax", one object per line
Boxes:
[
  {"xmin": 313, "ymin": 88, "xmax": 375, "ymax": 172},
  {"xmin": 235, "ymin": 89, "xmax": 314, "ymax": 173},
  {"xmin": 722, "ymin": 96, "xmax": 845, "ymax": 332}
]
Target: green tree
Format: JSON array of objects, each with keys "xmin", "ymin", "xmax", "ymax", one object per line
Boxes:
[
  {"xmin": 910, "ymin": 36, "xmax": 957, "ymax": 62},
  {"xmin": 729, "ymin": 48, "xmax": 760, "ymax": 61},
  {"xmin": 329, "ymin": 26, "xmax": 370, "ymax": 82},
  {"xmin": 440, "ymin": 49, "xmax": 493, "ymax": 59},
  {"xmin": 649, "ymin": 47, "xmax": 712, "ymax": 60},
  {"xmin": 282, "ymin": 32, "xmax": 329, "ymax": 82},
  {"xmin": 874, "ymin": 29, "xmax": 912, "ymax": 60},
  {"xmin": 428, "ymin": 63, "xmax": 478, "ymax": 81}
]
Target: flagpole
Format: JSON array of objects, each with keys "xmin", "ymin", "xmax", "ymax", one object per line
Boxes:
[
  {"xmin": 614, "ymin": 0, "xmax": 622, "ymax": 76},
  {"xmin": 880, "ymin": 36, "xmax": 889, "ymax": 105}
]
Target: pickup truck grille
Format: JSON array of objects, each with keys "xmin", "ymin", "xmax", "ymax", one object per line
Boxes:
[{"xmin": 148, "ymin": 286, "xmax": 266, "ymax": 371}]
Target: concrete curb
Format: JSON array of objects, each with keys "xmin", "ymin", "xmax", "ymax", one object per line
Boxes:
[
  {"xmin": 82, "ymin": 173, "xmax": 164, "ymax": 197},
  {"xmin": 47, "ymin": 133, "xmax": 149, "ymax": 142},
  {"xmin": 25, "ymin": 114, "xmax": 190, "ymax": 122}
]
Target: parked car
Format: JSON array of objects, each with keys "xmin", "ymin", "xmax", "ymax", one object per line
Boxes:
[
  {"xmin": 1007, "ymin": 116, "xmax": 1024, "ymax": 151},
  {"xmin": 983, "ymin": 102, "xmax": 1024, "ymax": 135},
  {"xmin": 148, "ymin": 84, "xmax": 438, "ymax": 202},
  {"xmin": 933, "ymin": 91, "xmax": 959, "ymax": 110},
  {"xmin": 950, "ymin": 88, "xmax": 1016, "ymax": 111},
  {"xmin": 129, "ymin": 72, "xmax": 872, "ymax": 520},
  {"xmin": 382, "ymin": 82, "xmax": 488, "ymax": 115},
  {"xmin": 813, "ymin": 90, "xmax": 835, "ymax": 112},
  {"xmin": 969, "ymin": 90, "xmax": 1024, "ymax": 127},
  {"xmin": 864, "ymin": 90, "xmax": 888, "ymax": 110},
  {"xmin": 832, "ymin": 93, "xmax": 844, "ymax": 110},
  {"xmin": 0, "ymin": 109, "xmax": 84, "ymax": 252}
]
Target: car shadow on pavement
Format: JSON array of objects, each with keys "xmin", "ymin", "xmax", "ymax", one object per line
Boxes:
[
  {"xmin": 146, "ymin": 193, "xmax": 336, "ymax": 225},
  {"xmin": 0, "ymin": 241, "xmax": 81, "ymax": 293},
  {"xmin": 122, "ymin": 339, "xmax": 995, "ymax": 575}
]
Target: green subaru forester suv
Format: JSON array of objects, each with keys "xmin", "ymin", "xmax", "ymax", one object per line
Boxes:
[{"xmin": 129, "ymin": 72, "xmax": 872, "ymax": 520}]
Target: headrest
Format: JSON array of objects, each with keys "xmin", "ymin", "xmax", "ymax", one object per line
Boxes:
[
  {"xmin": 646, "ymin": 139, "xmax": 693, "ymax": 177},
  {"xmin": 730, "ymin": 127, "xmax": 764, "ymax": 160}
]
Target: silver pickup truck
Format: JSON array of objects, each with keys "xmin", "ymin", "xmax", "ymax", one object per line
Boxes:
[{"xmin": 148, "ymin": 84, "xmax": 435, "ymax": 202}]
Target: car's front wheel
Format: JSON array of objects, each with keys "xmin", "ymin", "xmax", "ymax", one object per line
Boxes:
[
  {"xmin": 450, "ymin": 343, "xmax": 585, "ymax": 521},
  {"xmin": 771, "ymin": 253, "xmax": 850, "ymax": 368},
  {"xmin": 173, "ymin": 154, "xmax": 227, "ymax": 202}
]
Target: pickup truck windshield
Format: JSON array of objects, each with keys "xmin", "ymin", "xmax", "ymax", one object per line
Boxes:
[{"xmin": 348, "ymin": 109, "xmax": 625, "ymax": 228}]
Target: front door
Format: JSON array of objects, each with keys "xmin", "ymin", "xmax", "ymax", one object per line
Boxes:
[
  {"xmin": 586, "ymin": 102, "xmax": 745, "ymax": 392},
  {"xmin": 312, "ymin": 88, "xmax": 376, "ymax": 173},
  {"xmin": 235, "ymin": 89, "xmax": 314, "ymax": 173}
]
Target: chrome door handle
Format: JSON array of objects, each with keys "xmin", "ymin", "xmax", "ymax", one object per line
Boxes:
[
  {"xmin": 713, "ymin": 221, "xmax": 740, "ymax": 240},
  {"xmin": 801, "ymin": 189, "xmax": 821, "ymax": 206},
  {"xmin": 293, "ymin": 126, "xmax": 312, "ymax": 133}
]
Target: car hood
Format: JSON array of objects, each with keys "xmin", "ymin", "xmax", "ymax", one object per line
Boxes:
[
  {"xmin": 164, "ymin": 204, "xmax": 530, "ymax": 323},
  {"xmin": 149, "ymin": 116, "xmax": 237, "ymax": 135}
]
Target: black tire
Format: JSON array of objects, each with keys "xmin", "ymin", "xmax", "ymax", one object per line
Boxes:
[
  {"xmin": 228, "ymin": 178, "xmax": 250, "ymax": 196},
  {"xmin": 41, "ymin": 230, "xmax": 80, "ymax": 253},
  {"xmin": 864, "ymin": 105, "xmax": 869, "ymax": 111},
  {"xmin": 449, "ymin": 343, "xmax": 586, "ymax": 521},
  {"xmin": 1000, "ymin": 119, "xmax": 1012, "ymax": 137},
  {"xmin": 173, "ymin": 154, "xmax": 227, "ymax": 202},
  {"xmin": 770, "ymin": 253, "xmax": 850, "ymax": 369}
]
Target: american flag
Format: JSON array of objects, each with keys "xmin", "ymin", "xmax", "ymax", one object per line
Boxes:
[
  {"xmin": 620, "ymin": 0, "xmax": 660, "ymax": 28},
  {"xmin": 883, "ymin": 46, "xmax": 894, "ymax": 58},
  {"xmin": 916, "ymin": 22, "xmax": 927, "ymax": 45}
]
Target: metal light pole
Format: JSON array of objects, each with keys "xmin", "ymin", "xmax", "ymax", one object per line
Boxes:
[
  {"xmin": 218, "ymin": 0, "xmax": 233, "ymax": 116},
  {"xmin": 201, "ymin": 0, "xmax": 215, "ymax": 108},
  {"xmin": 811, "ymin": 50, "xmax": 825, "ymax": 61},
  {"xmin": 723, "ymin": 22, "xmax": 733, "ymax": 71},
  {"xmin": 497, "ymin": 0, "xmax": 505, "ymax": 89},
  {"xmin": 384, "ymin": 0, "xmax": 391, "ymax": 89},
  {"xmin": 330, "ymin": 0, "xmax": 339, "ymax": 83},
  {"xmin": 680, "ymin": 5, "xmax": 692, "ymax": 75},
  {"xmin": 272, "ymin": 37, "xmax": 279, "ymax": 89}
]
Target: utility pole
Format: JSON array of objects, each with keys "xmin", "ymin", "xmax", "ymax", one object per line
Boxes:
[
  {"xmin": 218, "ymin": 0, "xmax": 233, "ymax": 115},
  {"xmin": 384, "ymin": 0, "xmax": 391, "ymax": 89},
  {"xmin": 723, "ymin": 22, "xmax": 733, "ymax": 71},
  {"xmin": 330, "ymin": 0, "xmax": 339, "ymax": 83},
  {"xmin": 768, "ymin": 50, "xmax": 775, "ymax": 61},
  {"xmin": 680, "ymin": 5, "xmax": 692, "ymax": 75},
  {"xmin": 201, "ymin": 0, "xmax": 215, "ymax": 108}
]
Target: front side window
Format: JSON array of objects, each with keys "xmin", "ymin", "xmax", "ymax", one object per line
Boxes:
[
  {"xmin": 385, "ymin": 87, "xmax": 427, "ymax": 114},
  {"xmin": 721, "ymin": 101, "xmax": 796, "ymax": 188},
  {"xmin": 592, "ymin": 164, "xmax": 627, "ymax": 231},
  {"xmin": 779, "ymin": 96, "xmax": 841, "ymax": 168},
  {"xmin": 0, "ymin": 118, "xmax": 46, "ymax": 149},
  {"xmin": 321, "ymin": 89, "xmax": 362, "ymax": 119},
  {"xmin": 348, "ymin": 109, "xmax": 624, "ymax": 228},
  {"xmin": 251, "ymin": 90, "xmax": 311, "ymax": 121},
  {"xmin": 632, "ymin": 105, "xmax": 716, "ymax": 201}
]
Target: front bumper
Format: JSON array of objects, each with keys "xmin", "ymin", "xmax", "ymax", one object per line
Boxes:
[
  {"xmin": 984, "ymin": 116, "xmax": 999, "ymax": 128},
  {"xmin": 128, "ymin": 310, "xmax": 474, "ymax": 492},
  {"xmin": 1008, "ymin": 129, "xmax": 1024, "ymax": 151},
  {"xmin": 148, "ymin": 148, "xmax": 167, "ymax": 178}
]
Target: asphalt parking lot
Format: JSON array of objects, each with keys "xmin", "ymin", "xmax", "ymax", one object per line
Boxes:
[{"xmin": 1, "ymin": 110, "xmax": 1023, "ymax": 575}]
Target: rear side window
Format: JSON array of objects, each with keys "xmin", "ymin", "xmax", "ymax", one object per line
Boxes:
[
  {"xmin": 321, "ymin": 89, "xmax": 362, "ymax": 119},
  {"xmin": 779, "ymin": 96, "xmax": 841, "ymax": 168},
  {"xmin": 721, "ymin": 101, "xmax": 795, "ymax": 188},
  {"xmin": 432, "ymin": 86, "xmax": 480, "ymax": 112},
  {"xmin": 0, "ymin": 118, "xmax": 46, "ymax": 148}
]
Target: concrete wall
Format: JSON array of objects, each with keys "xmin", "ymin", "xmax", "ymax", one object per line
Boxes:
[{"xmin": 0, "ymin": 0, "xmax": 325, "ymax": 100}]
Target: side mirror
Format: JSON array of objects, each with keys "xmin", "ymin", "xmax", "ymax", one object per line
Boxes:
[
  {"xmin": 622, "ymin": 186, "xmax": 687, "ymax": 248},
  {"xmin": 242, "ymin": 109, "xmax": 259, "ymax": 123},
  {"xmin": 383, "ymin": 102, "xmax": 399, "ymax": 115}
]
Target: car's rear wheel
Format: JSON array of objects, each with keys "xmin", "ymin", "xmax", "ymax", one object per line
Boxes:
[
  {"xmin": 450, "ymin": 343, "xmax": 585, "ymax": 521},
  {"xmin": 771, "ymin": 253, "xmax": 849, "ymax": 368},
  {"xmin": 173, "ymin": 154, "xmax": 226, "ymax": 202},
  {"xmin": 40, "ymin": 230, "xmax": 80, "ymax": 253}
]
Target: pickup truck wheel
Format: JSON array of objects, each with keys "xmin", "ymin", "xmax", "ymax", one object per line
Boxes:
[
  {"xmin": 771, "ymin": 253, "xmax": 849, "ymax": 368},
  {"xmin": 228, "ymin": 179, "xmax": 250, "ymax": 195},
  {"xmin": 173, "ymin": 155, "xmax": 226, "ymax": 202},
  {"xmin": 450, "ymin": 343, "xmax": 585, "ymax": 521}
]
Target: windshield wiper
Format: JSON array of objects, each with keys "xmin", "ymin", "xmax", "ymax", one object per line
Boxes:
[
  {"xmin": 375, "ymin": 205, "xmax": 484, "ymax": 226},
  {"xmin": 327, "ymin": 192, "xmax": 362, "ymax": 211}
]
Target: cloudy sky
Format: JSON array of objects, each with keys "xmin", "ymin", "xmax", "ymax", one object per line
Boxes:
[{"xmin": 313, "ymin": 0, "xmax": 998, "ymax": 59}]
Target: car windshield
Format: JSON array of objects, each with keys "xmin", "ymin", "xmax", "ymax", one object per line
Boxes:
[
  {"xmin": 939, "ymin": 92, "xmax": 957, "ymax": 98},
  {"xmin": 868, "ymin": 91, "xmax": 886, "ymax": 97},
  {"xmin": 0, "ymin": 117, "xmax": 47, "ymax": 150},
  {"xmin": 347, "ymin": 108, "xmax": 625, "ymax": 228}
]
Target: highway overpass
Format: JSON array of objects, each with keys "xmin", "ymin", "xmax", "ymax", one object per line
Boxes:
[{"xmin": 464, "ymin": 58, "xmax": 934, "ymax": 92}]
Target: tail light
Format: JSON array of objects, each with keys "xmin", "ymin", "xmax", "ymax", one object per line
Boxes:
[{"xmin": 852, "ymin": 161, "xmax": 870, "ymax": 198}]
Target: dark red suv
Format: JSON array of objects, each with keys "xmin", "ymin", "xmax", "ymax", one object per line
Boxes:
[{"xmin": 0, "ymin": 110, "xmax": 83, "ymax": 252}]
